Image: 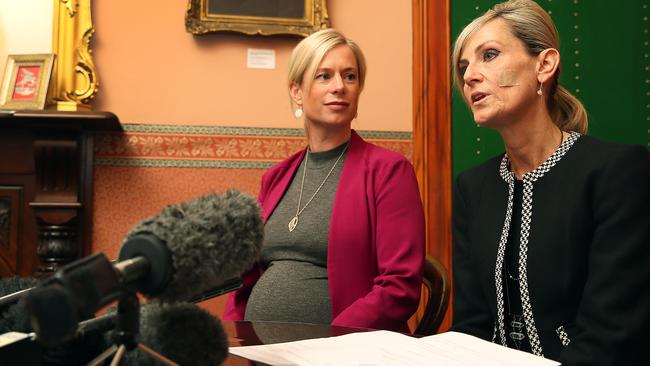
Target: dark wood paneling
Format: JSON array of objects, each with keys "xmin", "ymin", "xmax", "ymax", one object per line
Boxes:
[
  {"xmin": 0, "ymin": 186, "xmax": 22, "ymax": 274},
  {"xmin": 0, "ymin": 130, "xmax": 35, "ymax": 175},
  {"xmin": 0, "ymin": 110, "xmax": 121, "ymax": 276},
  {"xmin": 0, "ymin": 177, "xmax": 37, "ymax": 277},
  {"xmin": 412, "ymin": 0, "xmax": 453, "ymax": 332}
]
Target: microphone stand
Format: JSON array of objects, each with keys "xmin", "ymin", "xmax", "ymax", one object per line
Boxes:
[
  {"xmin": 0, "ymin": 288, "xmax": 31, "ymax": 309},
  {"xmin": 87, "ymin": 292, "xmax": 179, "ymax": 366}
]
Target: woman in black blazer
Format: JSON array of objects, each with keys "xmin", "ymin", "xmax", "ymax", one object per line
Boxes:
[{"xmin": 450, "ymin": 1, "xmax": 649, "ymax": 365}]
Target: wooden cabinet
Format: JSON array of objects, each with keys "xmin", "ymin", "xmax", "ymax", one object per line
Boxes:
[{"xmin": 0, "ymin": 110, "xmax": 121, "ymax": 277}]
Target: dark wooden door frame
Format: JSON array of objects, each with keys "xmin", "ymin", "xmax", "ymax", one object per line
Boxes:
[{"xmin": 412, "ymin": 0, "xmax": 453, "ymax": 332}]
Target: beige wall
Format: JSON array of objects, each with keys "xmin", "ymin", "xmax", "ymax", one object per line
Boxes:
[
  {"xmin": 0, "ymin": 0, "xmax": 52, "ymax": 80},
  {"xmin": 92, "ymin": 0, "xmax": 412, "ymax": 131}
]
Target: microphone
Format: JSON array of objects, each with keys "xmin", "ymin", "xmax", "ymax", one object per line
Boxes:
[
  {"xmin": 0, "ymin": 277, "xmax": 38, "ymax": 333},
  {"xmin": 28, "ymin": 276, "xmax": 242, "ymax": 364},
  {"xmin": 109, "ymin": 302, "xmax": 229, "ymax": 366},
  {"xmin": 124, "ymin": 189, "xmax": 263, "ymax": 303},
  {"xmin": 188, "ymin": 277, "xmax": 243, "ymax": 304},
  {"xmin": 0, "ymin": 277, "xmax": 42, "ymax": 366},
  {"xmin": 2, "ymin": 277, "xmax": 108, "ymax": 365},
  {"xmin": 74, "ymin": 277, "xmax": 243, "ymax": 339},
  {"xmin": 26, "ymin": 189, "xmax": 263, "ymax": 346}
]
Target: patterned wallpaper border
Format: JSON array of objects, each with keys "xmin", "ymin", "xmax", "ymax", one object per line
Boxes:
[
  {"xmin": 96, "ymin": 124, "xmax": 413, "ymax": 169},
  {"xmin": 122, "ymin": 123, "xmax": 413, "ymax": 140},
  {"xmin": 95, "ymin": 158, "xmax": 277, "ymax": 169}
]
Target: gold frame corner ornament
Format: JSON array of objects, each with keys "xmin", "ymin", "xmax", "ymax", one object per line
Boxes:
[
  {"xmin": 49, "ymin": 0, "xmax": 98, "ymax": 111},
  {"xmin": 185, "ymin": 0, "xmax": 330, "ymax": 37}
]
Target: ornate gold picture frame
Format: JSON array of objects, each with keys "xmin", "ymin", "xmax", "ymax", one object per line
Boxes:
[
  {"xmin": 0, "ymin": 54, "xmax": 55, "ymax": 110},
  {"xmin": 186, "ymin": 0, "xmax": 330, "ymax": 37},
  {"xmin": 49, "ymin": 0, "xmax": 99, "ymax": 111}
]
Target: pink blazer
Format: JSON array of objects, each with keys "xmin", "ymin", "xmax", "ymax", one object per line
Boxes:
[{"xmin": 223, "ymin": 130, "xmax": 425, "ymax": 332}]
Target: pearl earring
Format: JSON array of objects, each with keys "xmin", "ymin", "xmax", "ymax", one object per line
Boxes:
[
  {"xmin": 294, "ymin": 107, "xmax": 303, "ymax": 119},
  {"xmin": 537, "ymin": 82, "xmax": 543, "ymax": 96}
]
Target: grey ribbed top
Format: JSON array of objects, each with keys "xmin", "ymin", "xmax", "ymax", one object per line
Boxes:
[{"xmin": 244, "ymin": 142, "xmax": 348, "ymax": 324}]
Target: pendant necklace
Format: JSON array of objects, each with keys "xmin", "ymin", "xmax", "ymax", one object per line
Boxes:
[{"xmin": 288, "ymin": 142, "xmax": 349, "ymax": 232}]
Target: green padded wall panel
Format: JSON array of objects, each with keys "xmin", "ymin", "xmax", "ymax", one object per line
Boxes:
[{"xmin": 451, "ymin": 0, "xmax": 649, "ymax": 177}]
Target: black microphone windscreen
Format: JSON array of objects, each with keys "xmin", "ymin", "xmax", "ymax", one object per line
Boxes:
[
  {"xmin": 26, "ymin": 285, "xmax": 79, "ymax": 346},
  {"xmin": 0, "ymin": 276, "xmax": 38, "ymax": 333},
  {"xmin": 125, "ymin": 189, "xmax": 263, "ymax": 302},
  {"xmin": 0, "ymin": 276, "xmax": 38, "ymax": 297},
  {"xmin": 0, "ymin": 277, "xmax": 107, "ymax": 365},
  {"xmin": 117, "ymin": 302, "xmax": 228, "ymax": 366}
]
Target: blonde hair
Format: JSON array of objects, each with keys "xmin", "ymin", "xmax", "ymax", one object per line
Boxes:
[
  {"xmin": 287, "ymin": 28, "xmax": 367, "ymax": 92},
  {"xmin": 451, "ymin": 0, "xmax": 587, "ymax": 133}
]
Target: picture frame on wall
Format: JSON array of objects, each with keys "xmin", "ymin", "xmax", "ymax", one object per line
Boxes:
[
  {"xmin": 185, "ymin": 0, "xmax": 329, "ymax": 37},
  {"xmin": 0, "ymin": 54, "xmax": 55, "ymax": 110}
]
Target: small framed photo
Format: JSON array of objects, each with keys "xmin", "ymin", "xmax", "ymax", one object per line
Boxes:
[{"xmin": 0, "ymin": 54, "xmax": 55, "ymax": 110}]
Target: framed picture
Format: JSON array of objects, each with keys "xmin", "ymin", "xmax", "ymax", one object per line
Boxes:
[
  {"xmin": 186, "ymin": 0, "xmax": 329, "ymax": 37},
  {"xmin": 0, "ymin": 54, "xmax": 55, "ymax": 110}
]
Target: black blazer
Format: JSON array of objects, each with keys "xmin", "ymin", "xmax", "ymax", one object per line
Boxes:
[{"xmin": 451, "ymin": 134, "xmax": 649, "ymax": 366}]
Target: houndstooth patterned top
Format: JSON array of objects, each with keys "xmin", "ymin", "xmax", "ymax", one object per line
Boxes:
[{"xmin": 493, "ymin": 131, "xmax": 581, "ymax": 357}]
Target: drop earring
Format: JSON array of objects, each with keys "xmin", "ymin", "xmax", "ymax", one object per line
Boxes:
[
  {"xmin": 294, "ymin": 107, "xmax": 303, "ymax": 119},
  {"xmin": 537, "ymin": 82, "xmax": 543, "ymax": 96}
]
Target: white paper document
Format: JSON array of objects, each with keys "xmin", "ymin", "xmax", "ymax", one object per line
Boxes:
[{"xmin": 228, "ymin": 330, "xmax": 561, "ymax": 366}]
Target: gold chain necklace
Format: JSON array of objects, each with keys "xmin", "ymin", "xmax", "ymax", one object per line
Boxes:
[{"xmin": 288, "ymin": 142, "xmax": 349, "ymax": 232}]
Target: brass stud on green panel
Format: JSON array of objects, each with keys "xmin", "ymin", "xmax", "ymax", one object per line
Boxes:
[
  {"xmin": 640, "ymin": 0, "xmax": 648, "ymax": 152},
  {"xmin": 571, "ymin": 0, "xmax": 581, "ymax": 97}
]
